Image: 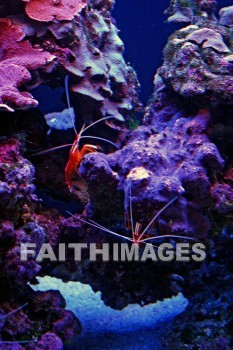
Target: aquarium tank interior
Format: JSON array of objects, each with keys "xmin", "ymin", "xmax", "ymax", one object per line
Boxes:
[{"xmin": 0, "ymin": 0, "xmax": 233, "ymax": 349}]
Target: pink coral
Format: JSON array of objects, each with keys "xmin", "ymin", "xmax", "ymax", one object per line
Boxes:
[
  {"xmin": 0, "ymin": 18, "xmax": 54, "ymax": 69},
  {"xmin": 3, "ymin": 40, "xmax": 55, "ymax": 69},
  {"xmin": 0, "ymin": 18, "xmax": 54, "ymax": 110},
  {"xmin": 0, "ymin": 63, "xmax": 38, "ymax": 109},
  {"xmin": 23, "ymin": 0, "xmax": 87, "ymax": 22},
  {"xmin": 0, "ymin": 18, "xmax": 24, "ymax": 45}
]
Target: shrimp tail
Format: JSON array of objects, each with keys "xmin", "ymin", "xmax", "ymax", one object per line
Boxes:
[{"xmin": 65, "ymin": 159, "xmax": 78, "ymax": 190}]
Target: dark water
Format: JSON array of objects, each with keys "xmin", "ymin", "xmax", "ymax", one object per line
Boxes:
[{"xmin": 64, "ymin": 330, "xmax": 163, "ymax": 350}]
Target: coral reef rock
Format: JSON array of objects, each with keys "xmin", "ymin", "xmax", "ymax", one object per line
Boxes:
[
  {"xmin": 0, "ymin": 137, "xmax": 81, "ymax": 347},
  {"xmin": 165, "ymin": 0, "xmax": 217, "ymax": 24},
  {"xmin": 159, "ymin": 6, "xmax": 233, "ymax": 106},
  {"xmin": 219, "ymin": 6, "xmax": 233, "ymax": 27},
  {"xmin": 80, "ymin": 108, "xmax": 228, "ymax": 238}
]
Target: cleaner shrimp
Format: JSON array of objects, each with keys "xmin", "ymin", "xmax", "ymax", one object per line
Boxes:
[
  {"xmin": 68, "ymin": 185, "xmax": 193, "ymax": 249},
  {"xmin": 31, "ymin": 76, "xmax": 119, "ymax": 190}
]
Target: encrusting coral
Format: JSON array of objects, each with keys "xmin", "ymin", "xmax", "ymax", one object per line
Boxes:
[{"xmin": 186, "ymin": 27, "xmax": 230, "ymax": 53}]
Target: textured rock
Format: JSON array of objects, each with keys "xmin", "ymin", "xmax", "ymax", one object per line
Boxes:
[
  {"xmin": 0, "ymin": 290, "xmax": 81, "ymax": 348},
  {"xmin": 0, "ymin": 138, "xmax": 37, "ymax": 223},
  {"xmin": 0, "ymin": 138, "xmax": 81, "ymax": 346},
  {"xmin": 198, "ymin": 0, "xmax": 217, "ymax": 13},
  {"xmin": 34, "ymin": 333, "xmax": 63, "ymax": 350},
  {"xmin": 165, "ymin": 0, "xmax": 217, "ymax": 24},
  {"xmin": 80, "ymin": 109, "xmax": 227, "ymax": 237},
  {"xmin": 219, "ymin": 6, "xmax": 233, "ymax": 26},
  {"xmin": 186, "ymin": 27, "xmax": 230, "ymax": 53},
  {"xmin": 210, "ymin": 183, "xmax": 233, "ymax": 215},
  {"xmin": 158, "ymin": 21, "xmax": 233, "ymax": 105},
  {"xmin": 162, "ymin": 230, "xmax": 233, "ymax": 350}
]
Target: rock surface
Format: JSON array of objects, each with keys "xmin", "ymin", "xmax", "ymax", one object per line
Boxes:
[{"xmin": 0, "ymin": 138, "xmax": 81, "ymax": 348}]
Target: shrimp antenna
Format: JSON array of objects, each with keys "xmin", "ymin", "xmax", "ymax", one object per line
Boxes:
[
  {"xmin": 78, "ymin": 115, "xmax": 119, "ymax": 148},
  {"xmin": 81, "ymin": 116, "xmax": 115, "ymax": 135},
  {"xmin": 80, "ymin": 136, "xmax": 119, "ymax": 149},
  {"xmin": 67, "ymin": 211, "xmax": 132, "ymax": 242},
  {"xmin": 31, "ymin": 115, "xmax": 119, "ymax": 157},
  {"xmin": 66, "ymin": 212, "xmax": 188, "ymax": 258},
  {"xmin": 129, "ymin": 183, "xmax": 135, "ymax": 239},
  {"xmin": 138, "ymin": 196, "xmax": 179, "ymax": 241},
  {"xmin": 30, "ymin": 144, "xmax": 73, "ymax": 157},
  {"xmin": 65, "ymin": 75, "xmax": 78, "ymax": 136},
  {"xmin": 1, "ymin": 303, "xmax": 28, "ymax": 319},
  {"xmin": 140, "ymin": 234, "xmax": 194, "ymax": 243}
]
